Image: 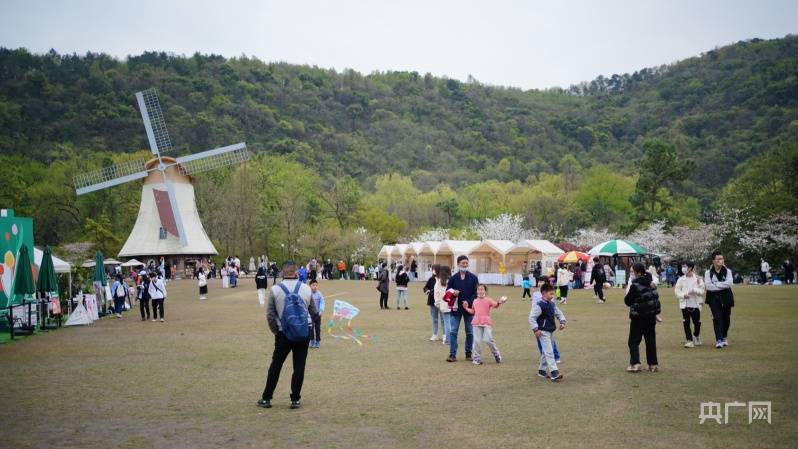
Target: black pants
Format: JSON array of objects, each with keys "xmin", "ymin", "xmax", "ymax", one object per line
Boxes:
[
  {"xmin": 379, "ymin": 291, "xmax": 388, "ymax": 309},
  {"xmin": 558, "ymin": 285, "xmax": 569, "ymax": 298},
  {"xmin": 139, "ymin": 298, "xmax": 151, "ymax": 320},
  {"xmin": 708, "ymin": 301, "xmax": 732, "ymax": 342},
  {"xmin": 152, "ymin": 298, "xmax": 165, "ymax": 319},
  {"xmin": 760, "ymin": 271, "xmax": 767, "ymax": 284},
  {"xmin": 311, "ymin": 314, "xmax": 322, "ymax": 341},
  {"xmin": 681, "ymin": 307, "xmax": 701, "ymax": 341},
  {"xmin": 522, "ymin": 288, "xmax": 531, "ymax": 298},
  {"xmin": 262, "ymin": 332, "xmax": 310, "ymax": 401},
  {"xmin": 786, "ymin": 273, "xmax": 794, "ymax": 284},
  {"xmin": 628, "ymin": 317, "xmax": 657, "ymax": 365},
  {"xmin": 594, "ymin": 283, "xmax": 605, "ymax": 301},
  {"xmin": 113, "ymin": 298, "xmax": 125, "ymax": 314}
]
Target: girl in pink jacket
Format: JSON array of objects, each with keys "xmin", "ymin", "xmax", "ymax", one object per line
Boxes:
[{"xmin": 461, "ymin": 284, "xmax": 507, "ymax": 365}]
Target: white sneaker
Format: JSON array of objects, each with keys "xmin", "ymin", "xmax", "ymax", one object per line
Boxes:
[
  {"xmin": 429, "ymin": 335, "xmax": 437, "ymax": 341},
  {"xmin": 442, "ymin": 340, "xmax": 447, "ymax": 345},
  {"xmin": 160, "ymin": 318, "xmax": 165, "ymax": 322},
  {"xmin": 684, "ymin": 340, "xmax": 695, "ymax": 348},
  {"xmin": 694, "ymin": 336, "xmax": 702, "ymax": 346},
  {"xmin": 722, "ymin": 339, "xmax": 728, "ymax": 347},
  {"xmin": 715, "ymin": 341, "xmax": 723, "ymax": 348}
]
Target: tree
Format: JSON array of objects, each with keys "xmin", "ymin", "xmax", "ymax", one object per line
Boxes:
[
  {"xmin": 630, "ymin": 139, "xmax": 694, "ymax": 225},
  {"xmin": 322, "ymin": 175, "xmax": 363, "ymax": 229},
  {"xmin": 574, "ymin": 165, "xmax": 634, "ymax": 228},
  {"xmin": 663, "ymin": 224, "xmax": 720, "ymax": 263},
  {"xmin": 415, "ymin": 227, "xmax": 450, "ymax": 241},
  {"xmin": 472, "ymin": 213, "xmax": 534, "ymax": 241},
  {"xmin": 627, "ymin": 220, "xmax": 669, "ymax": 255},
  {"xmin": 436, "ymin": 198, "xmax": 459, "ymax": 226},
  {"xmin": 569, "ymin": 228, "xmax": 616, "ymax": 249}
]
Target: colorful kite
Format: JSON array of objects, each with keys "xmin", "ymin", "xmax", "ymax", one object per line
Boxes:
[{"xmin": 326, "ymin": 299, "xmax": 377, "ymax": 345}]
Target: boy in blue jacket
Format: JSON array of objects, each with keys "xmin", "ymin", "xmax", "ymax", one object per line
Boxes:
[{"xmin": 529, "ymin": 283, "xmax": 567, "ymax": 382}]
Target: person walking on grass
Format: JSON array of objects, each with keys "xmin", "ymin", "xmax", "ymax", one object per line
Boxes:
[
  {"xmin": 705, "ymin": 251, "xmax": 734, "ymax": 349},
  {"xmin": 258, "ymin": 261, "xmax": 318, "ymax": 410},
  {"xmin": 556, "ymin": 263, "xmax": 572, "ymax": 304},
  {"xmin": 377, "ymin": 263, "xmax": 390, "ymax": 309},
  {"xmin": 530, "ymin": 283, "xmax": 566, "ymax": 381},
  {"xmin": 521, "ymin": 277, "xmax": 532, "ymax": 299},
  {"xmin": 434, "ymin": 265, "xmax": 452, "ymax": 345},
  {"xmin": 759, "ymin": 258, "xmax": 770, "ymax": 285},
  {"xmin": 424, "ymin": 265, "xmax": 445, "ymax": 341},
  {"xmin": 309, "ymin": 279, "xmax": 325, "ymax": 349},
  {"xmin": 148, "ymin": 271, "xmax": 167, "ymax": 322},
  {"xmin": 446, "ymin": 255, "xmax": 479, "ymax": 362},
  {"xmin": 532, "ymin": 283, "xmax": 562, "ymax": 364},
  {"xmin": 137, "ymin": 269, "xmax": 151, "ymax": 321},
  {"xmin": 624, "ymin": 262, "xmax": 661, "ymax": 373},
  {"xmin": 674, "ymin": 261, "xmax": 705, "ymax": 348},
  {"xmin": 461, "ymin": 284, "xmax": 506, "ymax": 365},
  {"xmin": 591, "ymin": 257, "xmax": 607, "ymax": 303},
  {"xmin": 395, "ymin": 265, "xmax": 410, "ymax": 310},
  {"xmin": 111, "ymin": 275, "xmax": 127, "ymax": 318},
  {"xmin": 198, "ymin": 267, "xmax": 208, "ymax": 300},
  {"xmin": 256, "ymin": 265, "xmax": 269, "ymax": 306}
]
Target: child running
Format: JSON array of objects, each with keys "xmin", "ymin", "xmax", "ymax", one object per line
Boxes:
[
  {"xmin": 521, "ymin": 277, "xmax": 531, "ymax": 299},
  {"xmin": 532, "ymin": 283, "xmax": 561, "ymax": 363},
  {"xmin": 460, "ymin": 284, "xmax": 506, "ymax": 365},
  {"xmin": 309, "ymin": 279, "xmax": 325, "ymax": 348},
  {"xmin": 529, "ymin": 283, "xmax": 567, "ymax": 381}
]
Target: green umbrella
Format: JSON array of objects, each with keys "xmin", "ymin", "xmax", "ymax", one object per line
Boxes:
[
  {"xmin": 37, "ymin": 246, "xmax": 60, "ymax": 329},
  {"xmin": 13, "ymin": 244, "xmax": 35, "ymax": 298},
  {"xmin": 93, "ymin": 251, "xmax": 106, "ymax": 286},
  {"xmin": 36, "ymin": 246, "xmax": 59, "ymax": 294},
  {"xmin": 588, "ymin": 239, "xmax": 647, "ymax": 256}
]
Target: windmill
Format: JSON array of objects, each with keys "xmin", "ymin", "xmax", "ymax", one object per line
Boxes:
[{"xmin": 73, "ymin": 89, "xmax": 249, "ymax": 268}]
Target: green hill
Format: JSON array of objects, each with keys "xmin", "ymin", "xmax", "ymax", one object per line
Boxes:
[{"xmin": 0, "ymin": 35, "xmax": 796, "ymax": 256}]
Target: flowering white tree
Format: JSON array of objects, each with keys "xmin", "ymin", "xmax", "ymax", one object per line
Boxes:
[
  {"xmin": 349, "ymin": 227, "xmax": 382, "ymax": 263},
  {"xmin": 663, "ymin": 224, "xmax": 720, "ymax": 262},
  {"xmin": 472, "ymin": 213, "xmax": 537, "ymax": 241},
  {"xmin": 627, "ymin": 220, "xmax": 669, "ymax": 255},
  {"xmin": 738, "ymin": 213, "xmax": 798, "ymax": 255},
  {"xmin": 415, "ymin": 227, "xmax": 450, "ymax": 241},
  {"xmin": 570, "ymin": 228, "xmax": 616, "ymax": 249}
]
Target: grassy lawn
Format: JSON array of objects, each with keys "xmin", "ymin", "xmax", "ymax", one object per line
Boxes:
[{"xmin": 0, "ymin": 278, "xmax": 796, "ymax": 449}]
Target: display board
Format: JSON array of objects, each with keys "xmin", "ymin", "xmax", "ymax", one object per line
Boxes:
[{"xmin": 0, "ymin": 209, "xmax": 36, "ymax": 313}]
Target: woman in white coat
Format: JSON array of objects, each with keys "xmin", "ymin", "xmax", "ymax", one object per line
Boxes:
[
  {"xmin": 433, "ymin": 265, "xmax": 452, "ymax": 345},
  {"xmin": 674, "ymin": 261, "xmax": 705, "ymax": 347}
]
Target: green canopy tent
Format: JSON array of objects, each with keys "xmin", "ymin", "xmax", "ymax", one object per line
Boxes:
[
  {"xmin": 12, "ymin": 245, "xmax": 36, "ymax": 338},
  {"xmin": 36, "ymin": 246, "xmax": 60, "ymax": 330},
  {"xmin": 93, "ymin": 251, "xmax": 108, "ymax": 316}
]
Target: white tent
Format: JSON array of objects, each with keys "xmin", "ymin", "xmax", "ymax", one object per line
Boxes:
[
  {"xmin": 34, "ymin": 247, "xmax": 71, "ymax": 273},
  {"xmin": 519, "ymin": 239, "xmax": 565, "ymax": 275},
  {"xmin": 121, "ymin": 259, "xmax": 145, "ymax": 267}
]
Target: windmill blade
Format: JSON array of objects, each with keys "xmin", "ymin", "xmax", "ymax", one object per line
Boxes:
[
  {"xmin": 74, "ymin": 159, "xmax": 149, "ymax": 195},
  {"xmin": 136, "ymin": 89, "xmax": 173, "ymax": 155},
  {"xmin": 174, "ymin": 143, "xmax": 249, "ymax": 176},
  {"xmin": 153, "ymin": 179, "xmax": 188, "ymax": 246}
]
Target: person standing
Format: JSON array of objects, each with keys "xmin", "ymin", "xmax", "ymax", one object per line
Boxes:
[
  {"xmin": 269, "ymin": 262, "xmax": 280, "ymax": 285},
  {"xmin": 674, "ymin": 261, "xmax": 704, "ymax": 348},
  {"xmin": 395, "ymin": 266, "xmax": 410, "ymax": 310},
  {"xmin": 373, "ymin": 263, "xmax": 388, "ymax": 309},
  {"xmin": 137, "ymin": 270, "xmax": 151, "ymax": 321},
  {"xmin": 705, "ymin": 251, "xmax": 734, "ymax": 349},
  {"xmin": 148, "ymin": 271, "xmax": 167, "ymax": 322},
  {"xmin": 624, "ymin": 262, "xmax": 661, "ymax": 373},
  {"xmin": 446, "ymin": 255, "xmax": 479, "ymax": 362},
  {"xmin": 759, "ymin": 258, "xmax": 770, "ymax": 285},
  {"xmin": 410, "ymin": 258, "xmax": 418, "ymax": 281},
  {"xmin": 530, "ymin": 283, "xmax": 566, "ymax": 381},
  {"xmin": 198, "ymin": 267, "xmax": 208, "ymax": 300},
  {"xmin": 424, "ymin": 265, "xmax": 444, "ymax": 341},
  {"xmin": 556, "ymin": 264, "xmax": 573, "ymax": 305},
  {"xmin": 309, "ymin": 258, "xmax": 318, "ymax": 282},
  {"xmin": 434, "ymin": 265, "xmax": 452, "ymax": 345},
  {"xmin": 309, "ymin": 279, "xmax": 325, "ymax": 348},
  {"xmin": 111, "ymin": 275, "xmax": 127, "ymax": 318},
  {"xmin": 590, "ymin": 257, "xmax": 607, "ymax": 303},
  {"xmin": 337, "ymin": 260, "xmax": 347, "ymax": 280},
  {"xmin": 256, "ymin": 265, "xmax": 269, "ymax": 306},
  {"xmin": 258, "ymin": 261, "xmax": 317, "ymax": 410},
  {"xmin": 784, "ymin": 259, "xmax": 795, "ymax": 285}
]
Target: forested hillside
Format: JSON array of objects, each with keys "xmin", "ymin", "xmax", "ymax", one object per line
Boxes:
[{"xmin": 0, "ymin": 35, "xmax": 796, "ymax": 261}]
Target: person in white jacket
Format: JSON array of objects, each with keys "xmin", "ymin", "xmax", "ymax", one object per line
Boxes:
[
  {"xmin": 674, "ymin": 261, "xmax": 705, "ymax": 347},
  {"xmin": 705, "ymin": 251, "xmax": 734, "ymax": 348},
  {"xmin": 148, "ymin": 272, "xmax": 167, "ymax": 322},
  {"xmin": 556, "ymin": 264, "xmax": 573, "ymax": 305},
  {"xmin": 433, "ymin": 266, "xmax": 452, "ymax": 345}
]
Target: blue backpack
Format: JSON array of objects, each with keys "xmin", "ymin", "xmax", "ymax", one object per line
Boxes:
[{"xmin": 278, "ymin": 281, "xmax": 309, "ymax": 341}]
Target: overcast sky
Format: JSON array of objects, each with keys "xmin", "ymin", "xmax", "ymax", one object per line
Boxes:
[{"xmin": 1, "ymin": 0, "xmax": 795, "ymax": 90}]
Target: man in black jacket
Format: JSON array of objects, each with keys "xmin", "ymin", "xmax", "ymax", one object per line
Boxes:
[{"xmin": 590, "ymin": 257, "xmax": 606, "ymax": 304}]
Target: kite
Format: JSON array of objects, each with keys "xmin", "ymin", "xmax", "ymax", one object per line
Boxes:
[{"xmin": 326, "ymin": 299, "xmax": 377, "ymax": 345}]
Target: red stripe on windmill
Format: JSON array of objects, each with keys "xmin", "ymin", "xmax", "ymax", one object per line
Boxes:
[{"xmin": 72, "ymin": 89, "xmax": 250, "ymax": 257}]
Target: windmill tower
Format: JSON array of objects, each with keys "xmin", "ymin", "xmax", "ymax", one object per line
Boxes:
[{"xmin": 73, "ymin": 89, "xmax": 250, "ymax": 275}]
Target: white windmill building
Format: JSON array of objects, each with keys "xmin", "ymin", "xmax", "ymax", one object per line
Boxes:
[{"xmin": 73, "ymin": 89, "xmax": 249, "ymax": 276}]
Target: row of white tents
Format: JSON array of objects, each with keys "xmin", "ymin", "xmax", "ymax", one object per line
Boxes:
[{"xmin": 378, "ymin": 240, "xmax": 565, "ymax": 285}]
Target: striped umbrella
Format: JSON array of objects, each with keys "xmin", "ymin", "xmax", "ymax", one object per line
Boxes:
[
  {"xmin": 588, "ymin": 239, "xmax": 647, "ymax": 256},
  {"xmin": 557, "ymin": 251, "xmax": 589, "ymax": 264}
]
